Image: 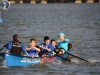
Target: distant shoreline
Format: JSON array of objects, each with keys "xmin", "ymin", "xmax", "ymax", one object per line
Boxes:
[{"xmin": 0, "ymin": 0, "xmax": 100, "ymax": 4}]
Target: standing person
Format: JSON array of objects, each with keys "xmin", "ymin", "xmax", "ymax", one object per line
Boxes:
[
  {"xmin": 1, "ymin": 0, "xmax": 10, "ymax": 10},
  {"xmin": 56, "ymin": 33, "xmax": 69, "ymax": 53},
  {"xmin": 26, "ymin": 38, "xmax": 40, "ymax": 57},
  {"xmin": 4, "ymin": 34, "xmax": 29, "ymax": 56},
  {"xmin": 39, "ymin": 36, "xmax": 54, "ymax": 57}
]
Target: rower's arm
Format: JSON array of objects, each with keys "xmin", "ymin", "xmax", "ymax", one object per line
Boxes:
[
  {"xmin": 21, "ymin": 44, "xmax": 30, "ymax": 56},
  {"xmin": 34, "ymin": 47, "xmax": 40, "ymax": 52},
  {"xmin": 45, "ymin": 48, "xmax": 51, "ymax": 52},
  {"xmin": 65, "ymin": 39, "xmax": 69, "ymax": 42},
  {"xmin": 47, "ymin": 45, "xmax": 54, "ymax": 52},
  {"xmin": 26, "ymin": 47, "xmax": 31, "ymax": 51},
  {"xmin": 5, "ymin": 41, "xmax": 12, "ymax": 50}
]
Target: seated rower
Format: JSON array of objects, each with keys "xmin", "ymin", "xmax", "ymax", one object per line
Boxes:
[
  {"xmin": 50, "ymin": 39, "xmax": 59, "ymax": 55},
  {"xmin": 26, "ymin": 38, "xmax": 40, "ymax": 58},
  {"xmin": 4, "ymin": 34, "xmax": 29, "ymax": 56},
  {"xmin": 39, "ymin": 36, "xmax": 54, "ymax": 57},
  {"xmin": 56, "ymin": 33, "xmax": 69, "ymax": 54},
  {"xmin": 51, "ymin": 39, "xmax": 67, "ymax": 55}
]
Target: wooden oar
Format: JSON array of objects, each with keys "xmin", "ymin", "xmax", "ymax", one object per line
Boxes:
[
  {"xmin": 0, "ymin": 46, "xmax": 5, "ymax": 51},
  {"xmin": 58, "ymin": 43, "xmax": 89, "ymax": 62},
  {"xmin": 65, "ymin": 52, "xmax": 89, "ymax": 62},
  {"xmin": 0, "ymin": 46, "xmax": 5, "ymax": 57},
  {"xmin": 0, "ymin": 53, "xmax": 5, "ymax": 56}
]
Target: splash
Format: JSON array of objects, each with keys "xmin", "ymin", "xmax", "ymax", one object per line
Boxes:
[
  {"xmin": 88, "ymin": 58, "xmax": 100, "ymax": 64},
  {"xmin": 71, "ymin": 58, "xmax": 81, "ymax": 64},
  {"xmin": 0, "ymin": 65, "xmax": 9, "ymax": 68},
  {"xmin": 0, "ymin": 60, "xmax": 9, "ymax": 68},
  {"xmin": 52, "ymin": 60, "xmax": 62, "ymax": 65},
  {"xmin": 71, "ymin": 57, "xmax": 100, "ymax": 65}
]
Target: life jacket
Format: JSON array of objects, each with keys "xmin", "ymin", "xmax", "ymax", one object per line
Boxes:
[{"xmin": 10, "ymin": 41, "xmax": 22, "ymax": 55}]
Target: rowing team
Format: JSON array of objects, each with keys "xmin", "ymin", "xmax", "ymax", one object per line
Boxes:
[{"xmin": 4, "ymin": 33, "xmax": 70, "ymax": 57}]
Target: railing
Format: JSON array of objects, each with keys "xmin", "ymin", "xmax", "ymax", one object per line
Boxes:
[{"xmin": 0, "ymin": 0, "xmax": 100, "ymax": 3}]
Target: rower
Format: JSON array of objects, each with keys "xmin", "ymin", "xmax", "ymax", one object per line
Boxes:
[
  {"xmin": 56, "ymin": 33, "xmax": 69, "ymax": 54},
  {"xmin": 51, "ymin": 39, "xmax": 72, "ymax": 55},
  {"xmin": 4, "ymin": 34, "xmax": 29, "ymax": 56},
  {"xmin": 39, "ymin": 36, "xmax": 54, "ymax": 57},
  {"xmin": 50, "ymin": 39, "xmax": 59, "ymax": 55},
  {"xmin": 26, "ymin": 38, "xmax": 40, "ymax": 58}
]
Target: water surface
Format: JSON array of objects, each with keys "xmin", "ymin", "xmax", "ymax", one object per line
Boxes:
[{"xmin": 0, "ymin": 3, "xmax": 100, "ymax": 75}]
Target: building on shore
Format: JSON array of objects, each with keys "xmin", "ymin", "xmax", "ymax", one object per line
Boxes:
[{"xmin": 1, "ymin": 0, "xmax": 100, "ymax": 3}]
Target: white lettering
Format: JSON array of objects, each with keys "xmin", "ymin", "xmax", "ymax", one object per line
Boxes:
[{"xmin": 20, "ymin": 58, "xmax": 41, "ymax": 63}]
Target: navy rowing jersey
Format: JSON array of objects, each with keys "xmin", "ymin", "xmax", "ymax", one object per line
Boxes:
[
  {"xmin": 27, "ymin": 48, "xmax": 38, "ymax": 57},
  {"xmin": 40, "ymin": 43, "xmax": 54, "ymax": 56}
]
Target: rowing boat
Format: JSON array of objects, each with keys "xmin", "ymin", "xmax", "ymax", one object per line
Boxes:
[
  {"xmin": 1, "ymin": 43, "xmax": 72, "ymax": 67},
  {"xmin": 2, "ymin": 53, "xmax": 68, "ymax": 67}
]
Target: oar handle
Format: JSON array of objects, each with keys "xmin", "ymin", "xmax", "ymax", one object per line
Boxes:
[
  {"xmin": 65, "ymin": 52, "xmax": 89, "ymax": 62},
  {"xmin": 0, "ymin": 46, "xmax": 5, "ymax": 51}
]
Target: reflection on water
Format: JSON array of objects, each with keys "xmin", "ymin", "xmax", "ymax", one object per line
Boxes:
[{"xmin": 0, "ymin": 3, "xmax": 100, "ymax": 75}]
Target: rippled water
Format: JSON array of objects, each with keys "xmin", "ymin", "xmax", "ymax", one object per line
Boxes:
[{"xmin": 0, "ymin": 3, "xmax": 100, "ymax": 75}]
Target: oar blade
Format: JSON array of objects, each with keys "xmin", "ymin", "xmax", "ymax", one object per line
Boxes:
[{"xmin": 65, "ymin": 52, "xmax": 90, "ymax": 62}]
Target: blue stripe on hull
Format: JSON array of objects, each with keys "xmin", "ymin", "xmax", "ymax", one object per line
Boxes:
[
  {"xmin": 5, "ymin": 54, "xmax": 41, "ymax": 66},
  {"xmin": 4, "ymin": 53, "xmax": 68, "ymax": 67}
]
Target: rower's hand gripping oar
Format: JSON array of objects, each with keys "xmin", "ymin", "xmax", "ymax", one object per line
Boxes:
[
  {"xmin": 0, "ymin": 44, "xmax": 6, "ymax": 51},
  {"xmin": 65, "ymin": 52, "xmax": 89, "ymax": 62},
  {"xmin": 0, "ymin": 45, "xmax": 5, "ymax": 56}
]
